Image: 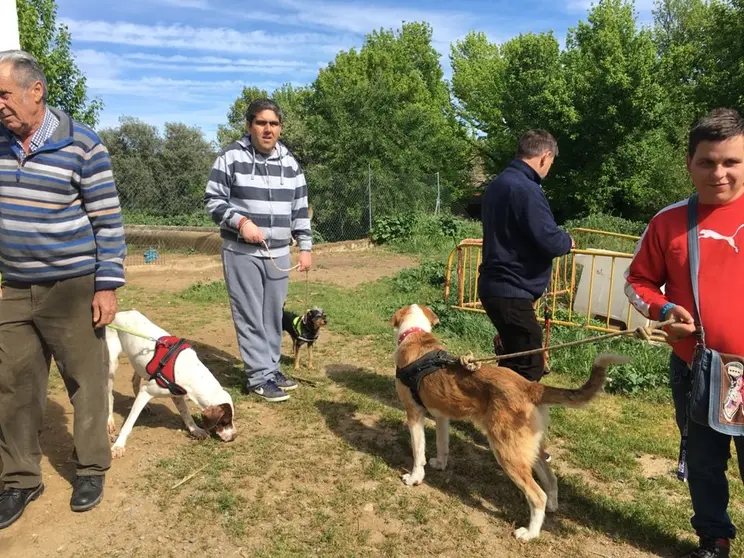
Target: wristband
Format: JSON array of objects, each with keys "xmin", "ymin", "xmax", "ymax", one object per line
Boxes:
[
  {"xmin": 659, "ymin": 302, "xmax": 676, "ymax": 321},
  {"xmin": 238, "ymin": 217, "xmax": 248, "ymax": 231}
]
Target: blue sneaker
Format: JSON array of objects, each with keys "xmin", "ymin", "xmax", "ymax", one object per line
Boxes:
[
  {"xmin": 249, "ymin": 380, "xmax": 290, "ymax": 402},
  {"xmin": 275, "ymin": 371, "xmax": 297, "ymax": 391}
]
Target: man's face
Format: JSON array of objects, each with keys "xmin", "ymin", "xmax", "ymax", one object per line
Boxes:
[
  {"xmin": 0, "ymin": 63, "xmax": 44, "ymax": 138},
  {"xmin": 687, "ymin": 136, "xmax": 744, "ymax": 205},
  {"xmin": 247, "ymin": 109, "xmax": 282, "ymax": 154}
]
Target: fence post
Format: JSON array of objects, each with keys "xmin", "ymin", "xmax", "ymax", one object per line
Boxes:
[
  {"xmin": 368, "ymin": 162, "xmax": 372, "ymax": 232},
  {"xmin": 435, "ymin": 171, "xmax": 441, "ymax": 215}
]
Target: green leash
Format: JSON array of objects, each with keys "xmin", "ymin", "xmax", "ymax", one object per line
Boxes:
[{"xmin": 106, "ymin": 323, "xmax": 160, "ymax": 344}]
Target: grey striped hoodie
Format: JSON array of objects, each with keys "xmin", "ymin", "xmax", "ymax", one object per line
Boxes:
[{"xmin": 204, "ymin": 135, "xmax": 311, "ymax": 258}]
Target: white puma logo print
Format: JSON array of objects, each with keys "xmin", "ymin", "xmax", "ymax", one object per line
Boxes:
[{"xmin": 699, "ymin": 224, "xmax": 744, "ymax": 253}]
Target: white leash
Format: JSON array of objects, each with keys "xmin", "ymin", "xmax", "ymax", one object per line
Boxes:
[{"xmin": 261, "ymin": 239, "xmax": 301, "ymax": 272}]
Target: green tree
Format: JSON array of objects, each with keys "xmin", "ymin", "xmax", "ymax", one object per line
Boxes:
[
  {"xmin": 306, "ymin": 22, "xmax": 472, "ymax": 240},
  {"xmin": 16, "ymin": 0, "xmax": 102, "ymax": 126},
  {"xmin": 98, "ymin": 118, "xmax": 215, "ymax": 218}
]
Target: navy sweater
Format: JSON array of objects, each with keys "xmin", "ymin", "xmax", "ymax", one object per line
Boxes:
[{"xmin": 477, "ymin": 159, "xmax": 572, "ymax": 301}]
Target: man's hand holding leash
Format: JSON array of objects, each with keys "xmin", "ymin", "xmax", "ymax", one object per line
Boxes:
[
  {"xmin": 239, "ymin": 218, "xmax": 264, "ymax": 244},
  {"xmin": 662, "ymin": 304, "xmax": 696, "ymax": 343}
]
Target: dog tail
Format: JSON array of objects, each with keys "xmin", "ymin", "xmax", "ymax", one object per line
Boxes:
[{"xmin": 536, "ymin": 353, "xmax": 631, "ymax": 407}]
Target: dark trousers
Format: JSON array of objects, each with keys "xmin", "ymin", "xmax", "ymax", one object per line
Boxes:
[
  {"xmin": 0, "ymin": 274, "xmax": 111, "ymax": 489},
  {"xmin": 670, "ymin": 352, "xmax": 744, "ymax": 540},
  {"xmin": 481, "ymin": 296, "xmax": 545, "ymax": 382}
]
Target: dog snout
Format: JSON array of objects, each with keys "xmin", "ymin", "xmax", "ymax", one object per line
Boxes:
[{"xmin": 216, "ymin": 425, "xmax": 237, "ymax": 442}]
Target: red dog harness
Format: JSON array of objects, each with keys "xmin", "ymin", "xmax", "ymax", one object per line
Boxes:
[{"xmin": 145, "ymin": 336, "xmax": 190, "ymax": 396}]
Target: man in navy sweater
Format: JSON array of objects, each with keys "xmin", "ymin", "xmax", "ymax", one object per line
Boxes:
[{"xmin": 478, "ymin": 129, "xmax": 573, "ymax": 383}]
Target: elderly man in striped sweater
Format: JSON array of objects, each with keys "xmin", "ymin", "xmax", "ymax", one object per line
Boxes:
[
  {"xmin": 0, "ymin": 50, "xmax": 126, "ymax": 528},
  {"xmin": 205, "ymin": 98, "xmax": 312, "ymax": 402}
]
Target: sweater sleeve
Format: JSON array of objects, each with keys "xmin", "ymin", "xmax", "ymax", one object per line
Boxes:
[
  {"xmin": 204, "ymin": 152, "xmax": 244, "ymax": 231},
  {"xmin": 623, "ymin": 219, "xmax": 669, "ymax": 320},
  {"xmin": 291, "ymin": 169, "xmax": 312, "ymax": 252},
  {"xmin": 514, "ymin": 186, "xmax": 572, "ymax": 258},
  {"xmin": 80, "ymin": 142, "xmax": 127, "ymax": 291}
]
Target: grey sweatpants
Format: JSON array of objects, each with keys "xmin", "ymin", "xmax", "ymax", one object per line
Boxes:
[{"xmin": 222, "ymin": 249, "xmax": 289, "ymax": 388}]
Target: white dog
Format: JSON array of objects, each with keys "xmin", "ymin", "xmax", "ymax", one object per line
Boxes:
[{"xmin": 106, "ymin": 310, "xmax": 237, "ymax": 457}]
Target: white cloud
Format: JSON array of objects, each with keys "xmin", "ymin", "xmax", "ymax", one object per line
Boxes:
[
  {"xmin": 74, "ymin": 49, "xmax": 319, "ymax": 75},
  {"xmin": 61, "ymin": 19, "xmax": 351, "ymax": 55}
]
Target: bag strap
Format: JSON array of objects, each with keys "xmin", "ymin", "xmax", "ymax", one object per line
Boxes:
[{"xmin": 686, "ymin": 193, "xmax": 706, "ymax": 347}]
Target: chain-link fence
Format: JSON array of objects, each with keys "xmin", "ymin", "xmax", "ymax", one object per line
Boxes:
[{"xmin": 118, "ymin": 163, "xmax": 479, "ymax": 266}]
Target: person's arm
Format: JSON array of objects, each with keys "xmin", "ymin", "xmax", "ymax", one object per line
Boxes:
[
  {"xmin": 81, "ymin": 141, "xmax": 126, "ymax": 291},
  {"xmin": 515, "ymin": 186, "xmax": 573, "ymax": 257},
  {"xmin": 291, "ymin": 166, "xmax": 312, "ymax": 262},
  {"xmin": 205, "ymin": 152, "xmax": 244, "ymax": 235},
  {"xmin": 623, "ymin": 220, "xmax": 671, "ymax": 320}
]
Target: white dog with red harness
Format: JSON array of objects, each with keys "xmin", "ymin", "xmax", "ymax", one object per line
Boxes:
[{"xmin": 105, "ymin": 309, "xmax": 237, "ymax": 458}]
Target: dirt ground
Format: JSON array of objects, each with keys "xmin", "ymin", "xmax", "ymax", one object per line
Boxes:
[{"xmin": 0, "ymin": 248, "xmax": 419, "ymax": 558}]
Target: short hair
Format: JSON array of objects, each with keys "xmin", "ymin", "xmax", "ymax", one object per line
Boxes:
[
  {"xmin": 688, "ymin": 108, "xmax": 744, "ymax": 157},
  {"xmin": 0, "ymin": 50, "xmax": 48, "ymax": 102},
  {"xmin": 516, "ymin": 129, "xmax": 558, "ymax": 159},
  {"xmin": 245, "ymin": 98, "xmax": 283, "ymax": 124}
]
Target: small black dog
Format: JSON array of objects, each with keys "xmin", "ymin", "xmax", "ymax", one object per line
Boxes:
[{"xmin": 282, "ymin": 306, "xmax": 328, "ymax": 370}]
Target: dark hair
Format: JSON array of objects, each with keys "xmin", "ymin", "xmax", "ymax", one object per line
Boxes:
[
  {"xmin": 245, "ymin": 98, "xmax": 283, "ymax": 124},
  {"xmin": 0, "ymin": 50, "xmax": 48, "ymax": 102},
  {"xmin": 688, "ymin": 108, "xmax": 744, "ymax": 157},
  {"xmin": 516, "ymin": 129, "xmax": 558, "ymax": 159}
]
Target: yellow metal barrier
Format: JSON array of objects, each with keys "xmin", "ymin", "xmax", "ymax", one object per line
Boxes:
[{"xmin": 443, "ymin": 229, "xmax": 666, "ymax": 341}]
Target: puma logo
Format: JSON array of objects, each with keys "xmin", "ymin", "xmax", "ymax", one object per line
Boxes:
[{"xmin": 699, "ymin": 224, "xmax": 744, "ymax": 253}]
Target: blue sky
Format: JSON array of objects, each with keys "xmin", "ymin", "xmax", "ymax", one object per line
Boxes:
[{"xmin": 57, "ymin": 0, "xmax": 656, "ymax": 144}]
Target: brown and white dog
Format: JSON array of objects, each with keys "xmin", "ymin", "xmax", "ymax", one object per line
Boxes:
[
  {"xmin": 390, "ymin": 304, "xmax": 630, "ymax": 542},
  {"xmin": 105, "ymin": 310, "xmax": 237, "ymax": 458}
]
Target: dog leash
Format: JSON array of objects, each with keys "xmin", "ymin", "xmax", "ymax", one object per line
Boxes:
[
  {"xmin": 106, "ymin": 323, "xmax": 162, "ymax": 345},
  {"xmin": 261, "ymin": 239, "xmax": 301, "ymax": 272},
  {"xmin": 459, "ymin": 318, "xmax": 678, "ymax": 369}
]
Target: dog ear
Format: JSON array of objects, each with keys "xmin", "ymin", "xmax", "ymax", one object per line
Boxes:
[
  {"xmin": 389, "ymin": 306, "xmax": 408, "ymax": 327},
  {"xmin": 420, "ymin": 305, "xmax": 440, "ymax": 326},
  {"xmin": 201, "ymin": 404, "xmax": 226, "ymax": 430},
  {"xmin": 219, "ymin": 403, "xmax": 233, "ymax": 425}
]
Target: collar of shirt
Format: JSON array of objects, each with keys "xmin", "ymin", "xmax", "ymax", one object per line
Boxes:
[{"xmin": 12, "ymin": 107, "xmax": 60, "ymax": 158}]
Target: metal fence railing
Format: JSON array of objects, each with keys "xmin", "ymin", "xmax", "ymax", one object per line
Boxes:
[{"xmin": 442, "ymin": 229, "xmax": 665, "ymax": 341}]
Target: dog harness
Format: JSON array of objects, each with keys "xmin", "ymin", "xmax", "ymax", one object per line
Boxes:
[
  {"xmin": 145, "ymin": 336, "xmax": 190, "ymax": 396},
  {"xmin": 292, "ymin": 315, "xmax": 318, "ymax": 343},
  {"xmin": 395, "ymin": 349, "xmax": 459, "ymax": 409}
]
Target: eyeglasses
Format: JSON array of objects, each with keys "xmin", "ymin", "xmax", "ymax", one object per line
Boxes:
[{"xmin": 253, "ymin": 119, "xmax": 281, "ymax": 128}]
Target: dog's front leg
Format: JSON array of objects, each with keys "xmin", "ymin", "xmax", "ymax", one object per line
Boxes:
[
  {"xmin": 172, "ymin": 397, "xmax": 209, "ymax": 439},
  {"xmin": 307, "ymin": 343, "xmax": 314, "ymax": 369},
  {"xmin": 293, "ymin": 342, "xmax": 301, "ymax": 370},
  {"xmin": 402, "ymin": 412, "xmax": 426, "ymax": 486},
  {"xmin": 111, "ymin": 388, "xmax": 154, "ymax": 458},
  {"xmin": 429, "ymin": 416, "xmax": 450, "ymax": 470}
]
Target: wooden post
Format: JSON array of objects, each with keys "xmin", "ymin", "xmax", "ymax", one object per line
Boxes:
[{"xmin": 0, "ymin": 0, "xmax": 21, "ymax": 51}]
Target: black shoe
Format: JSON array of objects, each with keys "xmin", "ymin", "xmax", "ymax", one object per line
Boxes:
[
  {"xmin": 70, "ymin": 475, "xmax": 104, "ymax": 512},
  {"xmin": 682, "ymin": 538, "xmax": 730, "ymax": 558},
  {"xmin": 0, "ymin": 484, "xmax": 44, "ymax": 529}
]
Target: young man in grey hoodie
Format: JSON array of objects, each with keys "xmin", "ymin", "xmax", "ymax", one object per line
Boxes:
[{"xmin": 205, "ymin": 98, "xmax": 312, "ymax": 402}]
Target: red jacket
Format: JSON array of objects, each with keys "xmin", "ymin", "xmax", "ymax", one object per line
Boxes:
[{"xmin": 624, "ymin": 194, "xmax": 744, "ymax": 365}]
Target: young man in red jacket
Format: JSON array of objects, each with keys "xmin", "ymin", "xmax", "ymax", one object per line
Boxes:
[{"xmin": 625, "ymin": 108, "xmax": 744, "ymax": 558}]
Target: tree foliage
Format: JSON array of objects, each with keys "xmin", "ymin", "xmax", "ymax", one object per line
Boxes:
[{"xmin": 16, "ymin": 0, "xmax": 102, "ymax": 126}]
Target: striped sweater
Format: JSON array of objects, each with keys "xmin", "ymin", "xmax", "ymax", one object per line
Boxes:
[
  {"xmin": 0, "ymin": 107, "xmax": 126, "ymax": 290},
  {"xmin": 204, "ymin": 135, "xmax": 312, "ymax": 258}
]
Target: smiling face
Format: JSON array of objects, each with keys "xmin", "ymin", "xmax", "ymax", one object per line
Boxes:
[{"xmin": 687, "ymin": 135, "xmax": 744, "ymax": 205}]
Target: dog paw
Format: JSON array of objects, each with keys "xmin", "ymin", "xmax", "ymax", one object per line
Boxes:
[
  {"xmin": 402, "ymin": 471, "xmax": 424, "ymax": 486},
  {"xmin": 111, "ymin": 445, "xmax": 126, "ymax": 459},
  {"xmin": 191, "ymin": 428, "xmax": 210, "ymax": 440},
  {"xmin": 513, "ymin": 527, "xmax": 538, "ymax": 542},
  {"xmin": 428, "ymin": 457, "xmax": 448, "ymax": 470}
]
